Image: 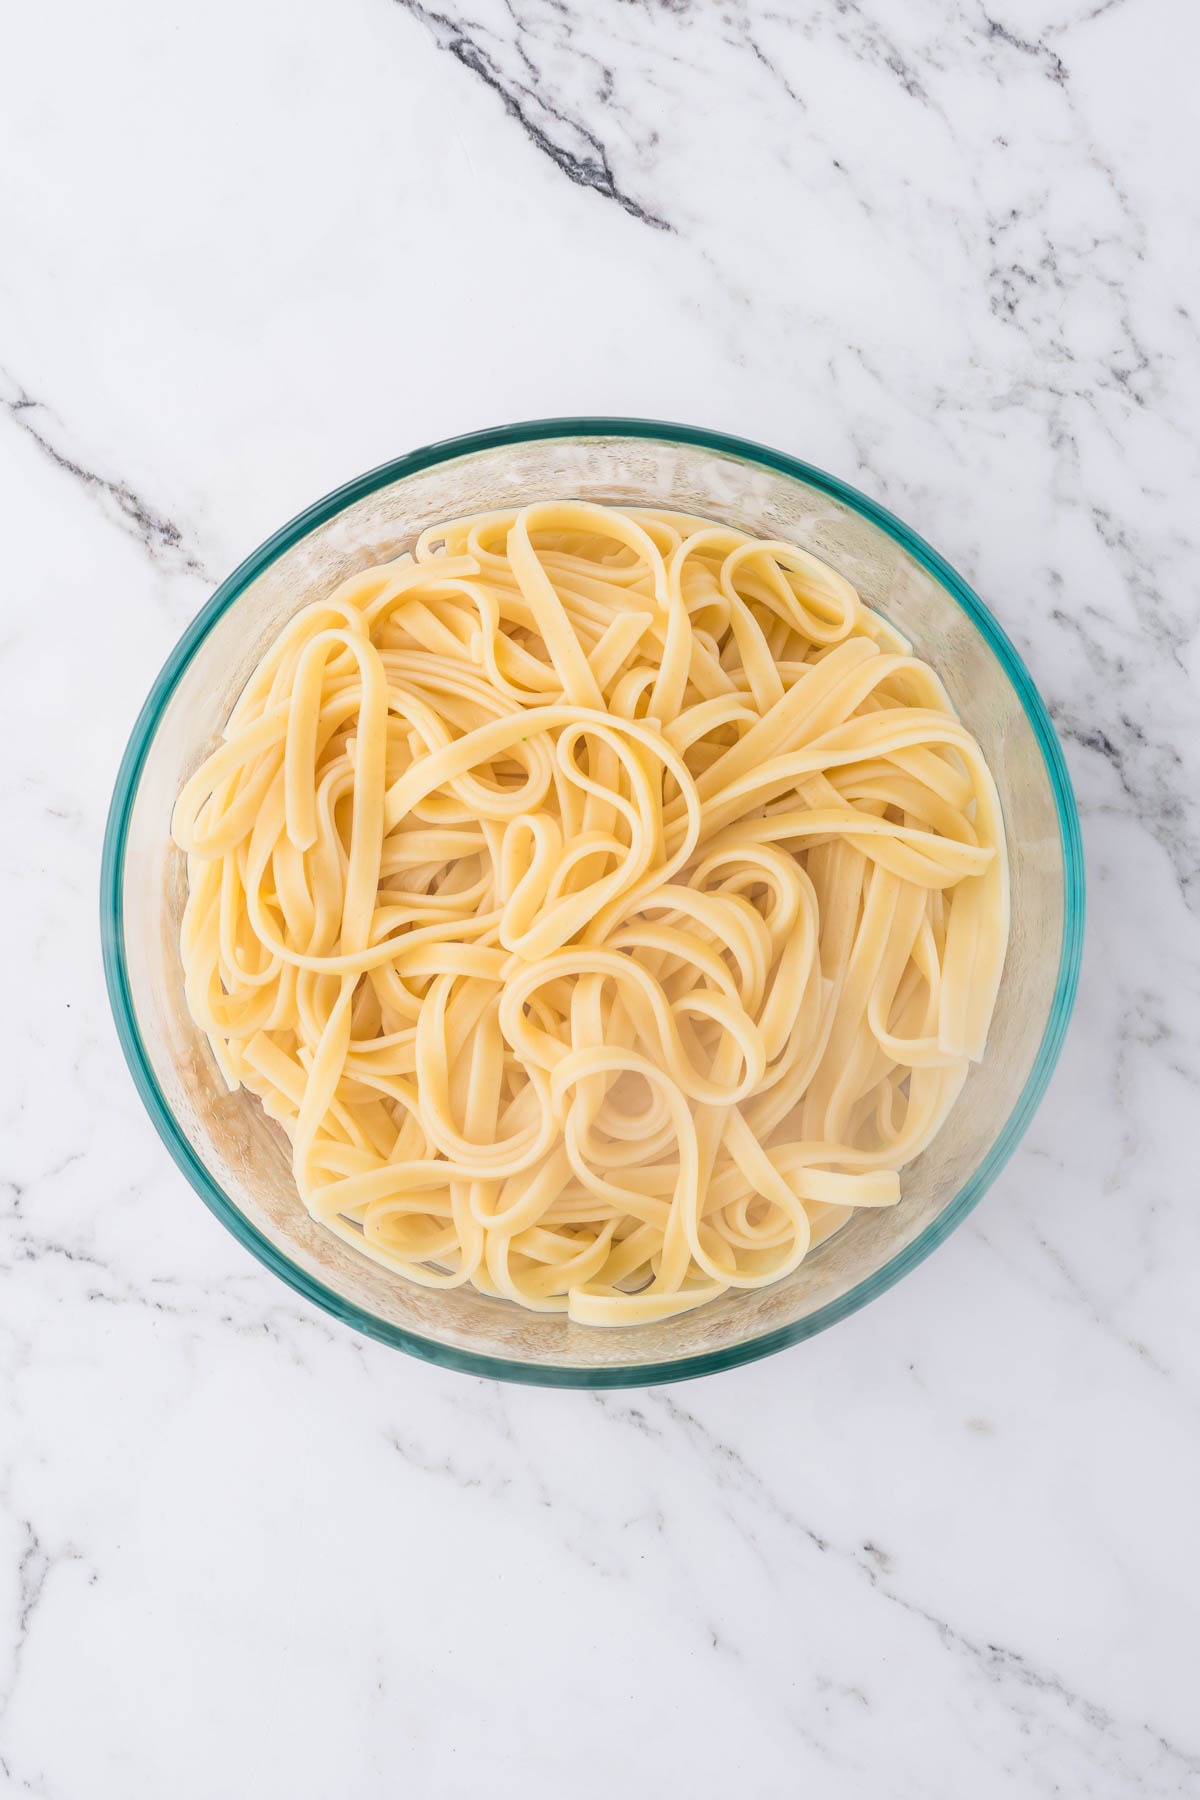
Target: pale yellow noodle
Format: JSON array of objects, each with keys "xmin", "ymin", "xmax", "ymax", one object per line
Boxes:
[{"xmin": 173, "ymin": 502, "xmax": 1010, "ymax": 1325}]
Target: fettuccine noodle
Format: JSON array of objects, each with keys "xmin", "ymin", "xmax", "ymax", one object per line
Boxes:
[{"xmin": 173, "ymin": 501, "xmax": 1009, "ymax": 1324}]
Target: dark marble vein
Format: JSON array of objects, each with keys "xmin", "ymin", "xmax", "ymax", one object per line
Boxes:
[
  {"xmin": 1, "ymin": 1523, "xmax": 86, "ymax": 1728},
  {"xmin": 391, "ymin": 0, "xmax": 672, "ymax": 229},
  {"xmin": 0, "ymin": 367, "xmax": 208, "ymax": 579},
  {"xmin": 980, "ymin": 8, "xmax": 1068, "ymax": 84}
]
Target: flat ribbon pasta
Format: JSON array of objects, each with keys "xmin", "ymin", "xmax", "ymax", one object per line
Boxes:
[{"xmin": 173, "ymin": 502, "xmax": 1009, "ymax": 1324}]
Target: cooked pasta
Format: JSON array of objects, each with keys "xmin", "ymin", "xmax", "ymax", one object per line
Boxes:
[{"xmin": 172, "ymin": 501, "xmax": 1009, "ymax": 1324}]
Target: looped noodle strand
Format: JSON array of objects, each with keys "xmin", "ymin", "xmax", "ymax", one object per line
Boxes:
[{"xmin": 173, "ymin": 503, "xmax": 1009, "ymax": 1324}]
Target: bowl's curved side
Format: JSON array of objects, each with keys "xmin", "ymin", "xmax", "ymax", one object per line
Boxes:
[{"xmin": 100, "ymin": 419, "xmax": 1085, "ymax": 1387}]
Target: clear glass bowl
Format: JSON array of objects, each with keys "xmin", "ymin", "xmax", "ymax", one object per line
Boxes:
[{"xmin": 101, "ymin": 420, "xmax": 1084, "ymax": 1386}]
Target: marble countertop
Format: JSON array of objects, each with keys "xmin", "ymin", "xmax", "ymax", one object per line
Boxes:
[{"xmin": 3, "ymin": 1, "xmax": 1198, "ymax": 1794}]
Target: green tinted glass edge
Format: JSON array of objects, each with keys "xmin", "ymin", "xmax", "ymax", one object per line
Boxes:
[{"xmin": 100, "ymin": 417, "xmax": 1086, "ymax": 1388}]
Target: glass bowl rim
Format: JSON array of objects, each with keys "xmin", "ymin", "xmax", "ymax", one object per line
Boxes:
[{"xmin": 100, "ymin": 416, "xmax": 1086, "ymax": 1388}]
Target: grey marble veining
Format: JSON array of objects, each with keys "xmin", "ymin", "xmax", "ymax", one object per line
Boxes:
[{"xmin": 1, "ymin": 0, "xmax": 1198, "ymax": 1794}]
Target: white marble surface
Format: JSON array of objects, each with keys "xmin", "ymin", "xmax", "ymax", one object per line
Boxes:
[{"xmin": 3, "ymin": 0, "xmax": 1199, "ymax": 1793}]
